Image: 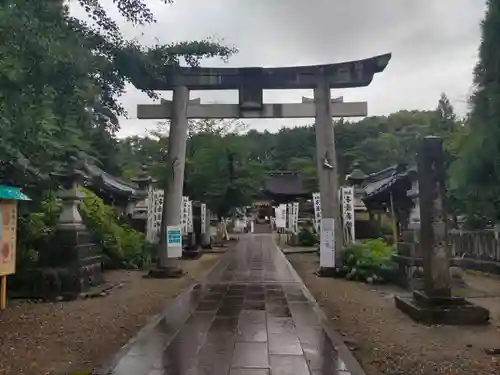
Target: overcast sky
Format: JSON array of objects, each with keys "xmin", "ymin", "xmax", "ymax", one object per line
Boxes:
[{"xmin": 72, "ymin": 0, "xmax": 486, "ymax": 138}]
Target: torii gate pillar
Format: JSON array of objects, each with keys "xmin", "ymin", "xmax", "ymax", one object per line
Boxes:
[
  {"xmin": 149, "ymin": 86, "xmax": 189, "ymax": 277},
  {"xmin": 314, "ymin": 71, "xmax": 342, "ymax": 272}
]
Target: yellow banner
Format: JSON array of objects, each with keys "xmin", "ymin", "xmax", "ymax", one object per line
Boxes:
[{"xmin": 0, "ymin": 201, "xmax": 17, "ymax": 276}]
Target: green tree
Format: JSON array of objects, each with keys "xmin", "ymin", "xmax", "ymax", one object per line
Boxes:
[
  {"xmin": 0, "ymin": 0, "xmax": 236, "ymax": 192},
  {"xmin": 286, "ymin": 157, "xmax": 318, "ymax": 192},
  {"xmin": 449, "ymin": 0, "xmax": 500, "ymax": 225}
]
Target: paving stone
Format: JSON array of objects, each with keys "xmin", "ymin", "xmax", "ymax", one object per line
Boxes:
[{"xmin": 109, "ymin": 229, "xmax": 364, "ymax": 375}]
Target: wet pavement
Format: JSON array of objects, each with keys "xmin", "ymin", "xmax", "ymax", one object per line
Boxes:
[{"xmin": 106, "ymin": 230, "xmax": 363, "ymax": 375}]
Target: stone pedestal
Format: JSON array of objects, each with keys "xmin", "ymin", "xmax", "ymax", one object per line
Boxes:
[
  {"xmin": 395, "ymin": 137, "xmax": 489, "ymax": 325},
  {"xmin": 38, "ymin": 227, "xmax": 104, "ymax": 297},
  {"xmin": 183, "ymin": 232, "xmax": 200, "ymax": 258},
  {"xmin": 395, "ymin": 291, "xmax": 489, "ymax": 325},
  {"xmin": 393, "ymin": 229, "xmax": 424, "ymax": 289},
  {"xmin": 184, "ymin": 202, "xmax": 202, "ymax": 259},
  {"xmin": 201, "ymin": 232, "xmax": 212, "ymax": 249}
]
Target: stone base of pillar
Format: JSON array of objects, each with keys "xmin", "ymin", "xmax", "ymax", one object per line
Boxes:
[
  {"xmin": 183, "ymin": 250, "xmax": 202, "ymax": 260},
  {"xmin": 200, "ymin": 233, "xmax": 212, "ymax": 249},
  {"xmin": 183, "ymin": 232, "xmax": 200, "ymax": 259},
  {"xmin": 147, "ymin": 266, "xmax": 185, "ymax": 279},
  {"xmin": 395, "ymin": 290, "xmax": 490, "ymax": 325},
  {"xmin": 315, "ymin": 267, "xmax": 338, "ymax": 278}
]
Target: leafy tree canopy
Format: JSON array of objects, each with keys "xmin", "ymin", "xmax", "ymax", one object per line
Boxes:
[
  {"xmin": 449, "ymin": 0, "xmax": 500, "ymax": 224},
  {"xmin": 0, "ymin": 0, "xmax": 236, "ymax": 194},
  {"xmin": 118, "ymin": 98, "xmax": 464, "ymax": 216}
]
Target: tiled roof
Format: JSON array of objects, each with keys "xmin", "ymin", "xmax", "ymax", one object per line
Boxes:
[
  {"xmin": 363, "ymin": 163, "xmax": 416, "ymax": 200},
  {"xmin": 84, "ymin": 163, "xmax": 143, "ymax": 197}
]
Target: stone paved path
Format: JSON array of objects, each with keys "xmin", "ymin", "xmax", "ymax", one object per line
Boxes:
[{"xmin": 106, "ymin": 230, "xmax": 363, "ymax": 375}]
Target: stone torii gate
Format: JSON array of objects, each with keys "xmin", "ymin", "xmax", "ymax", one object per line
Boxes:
[{"xmin": 134, "ymin": 53, "xmax": 391, "ymax": 277}]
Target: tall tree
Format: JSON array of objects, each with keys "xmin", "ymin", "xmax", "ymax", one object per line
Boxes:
[
  {"xmin": 0, "ymin": 0, "xmax": 235, "ymax": 192},
  {"xmin": 450, "ymin": 0, "xmax": 500, "ymax": 224},
  {"xmin": 436, "ymin": 93, "xmax": 457, "ymax": 131}
]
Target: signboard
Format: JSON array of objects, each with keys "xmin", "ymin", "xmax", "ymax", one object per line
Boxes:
[
  {"xmin": 275, "ymin": 204, "xmax": 287, "ymax": 228},
  {"xmin": 341, "ymin": 187, "xmax": 355, "ymax": 244},
  {"xmin": 166, "ymin": 225, "xmax": 183, "ymax": 258},
  {"xmin": 0, "ymin": 202, "xmax": 17, "ymax": 276},
  {"xmin": 200, "ymin": 203, "xmax": 207, "ymax": 234},
  {"xmin": 292, "ymin": 202, "xmax": 299, "ymax": 234},
  {"xmin": 312, "ymin": 192, "xmax": 321, "ymax": 233},
  {"xmin": 320, "ymin": 217, "xmax": 335, "ymax": 268}
]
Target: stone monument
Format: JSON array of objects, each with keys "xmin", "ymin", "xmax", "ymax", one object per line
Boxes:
[{"xmin": 395, "ymin": 137, "xmax": 489, "ymax": 325}]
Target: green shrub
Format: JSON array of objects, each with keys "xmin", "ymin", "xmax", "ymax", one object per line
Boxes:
[
  {"xmin": 340, "ymin": 238, "xmax": 395, "ymax": 284},
  {"xmin": 380, "ymin": 222, "xmax": 394, "ymax": 235},
  {"xmin": 79, "ymin": 188, "xmax": 151, "ymax": 268},
  {"xmin": 17, "ymin": 192, "xmax": 61, "ymax": 270},
  {"xmin": 298, "ymin": 227, "xmax": 318, "ymax": 247}
]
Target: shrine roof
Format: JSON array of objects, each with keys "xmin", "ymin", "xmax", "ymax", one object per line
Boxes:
[
  {"xmin": 83, "ymin": 164, "xmax": 145, "ymax": 198},
  {"xmin": 262, "ymin": 171, "xmax": 309, "ymax": 197},
  {"xmin": 363, "ymin": 163, "xmax": 416, "ymax": 200}
]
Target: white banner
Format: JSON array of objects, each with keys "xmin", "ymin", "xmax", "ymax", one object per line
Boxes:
[
  {"xmin": 166, "ymin": 225, "xmax": 183, "ymax": 258},
  {"xmin": 320, "ymin": 218, "xmax": 335, "ymax": 267},
  {"xmin": 312, "ymin": 192, "xmax": 321, "ymax": 233},
  {"xmin": 200, "ymin": 203, "xmax": 207, "ymax": 234},
  {"xmin": 287, "ymin": 203, "xmax": 293, "ymax": 232},
  {"xmin": 181, "ymin": 196, "xmax": 189, "ymax": 234},
  {"xmin": 341, "ymin": 187, "xmax": 355, "ymax": 244},
  {"xmin": 187, "ymin": 200, "xmax": 193, "ymax": 233},
  {"xmin": 292, "ymin": 202, "xmax": 299, "ymax": 234},
  {"xmin": 275, "ymin": 204, "xmax": 287, "ymax": 228}
]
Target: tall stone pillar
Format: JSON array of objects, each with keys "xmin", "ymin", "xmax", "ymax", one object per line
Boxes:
[
  {"xmin": 150, "ymin": 86, "xmax": 189, "ymax": 278},
  {"xmin": 394, "ymin": 136, "xmax": 489, "ymax": 325},
  {"xmin": 201, "ymin": 204, "xmax": 211, "ymax": 249},
  {"xmin": 314, "ymin": 69, "xmax": 342, "ymax": 272},
  {"xmin": 416, "ymin": 137, "xmax": 453, "ymax": 297}
]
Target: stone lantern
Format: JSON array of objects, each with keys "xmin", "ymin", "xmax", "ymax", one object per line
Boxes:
[
  {"xmin": 40, "ymin": 158, "xmax": 104, "ymax": 298},
  {"xmin": 131, "ymin": 165, "xmax": 153, "ymax": 233},
  {"xmin": 55, "ymin": 161, "xmax": 87, "ymax": 230},
  {"xmin": 346, "ymin": 163, "xmax": 367, "ymax": 187},
  {"xmin": 346, "ymin": 163, "xmax": 367, "ymax": 211},
  {"xmin": 133, "ymin": 164, "xmax": 153, "ymax": 192}
]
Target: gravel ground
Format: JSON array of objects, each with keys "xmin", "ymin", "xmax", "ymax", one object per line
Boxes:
[
  {"xmin": 0, "ymin": 254, "xmax": 222, "ymax": 375},
  {"xmin": 288, "ymin": 252, "xmax": 500, "ymax": 375}
]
